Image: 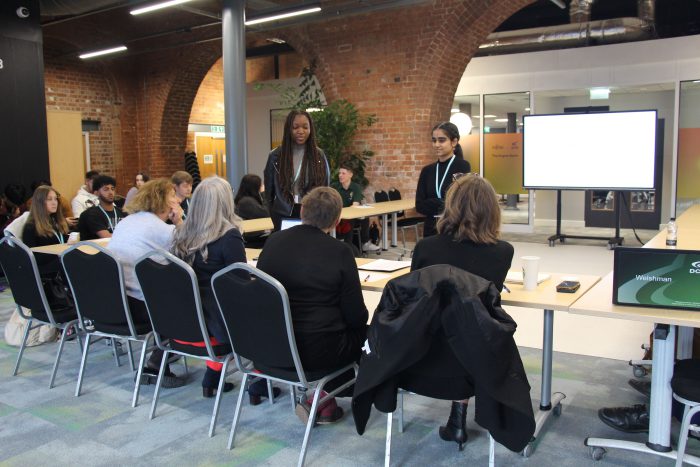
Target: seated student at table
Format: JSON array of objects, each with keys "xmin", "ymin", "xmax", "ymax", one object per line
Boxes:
[
  {"xmin": 415, "ymin": 121, "xmax": 471, "ymax": 237},
  {"xmin": 331, "ymin": 163, "xmax": 379, "ymax": 254},
  {"xmin": 22, "ymin": 185, "xmax": 70, "ymax": 276},
  {"xmin": 109, "ymin": 178, "xmax": 186, "ymax": 388},
  {"xmin": 257, "ymin": 187, "xmax": 368, "ymax": 424},
  {"xmin": 78, "ymin": 175, "xmax": 124, "ymax": 241},
  {"xmin": 171, "ymin": 170, "xmax": 193, "ymax": 220},
  {"xmin": 71, "ymin": 170, "xmax": 100, "ymax": 218},
  {"xmin": 411, "ymin": 174, "xmax": 514, "ymax": 449},
  {"xmin": 234, "ymin": 174, "xmax": 269, "ymax": 248},
  {"xmin": 171, "ymin": 176, "xmax": 281, "ymax": 401}
]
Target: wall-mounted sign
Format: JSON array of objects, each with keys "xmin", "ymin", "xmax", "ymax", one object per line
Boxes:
[
  {"xmin": 210, "ymin": 125, "xmax": 225, "ymax": 133},
  {"xmin": 203, "ymin": 154, "xmax": 214, "ymax": 164}
]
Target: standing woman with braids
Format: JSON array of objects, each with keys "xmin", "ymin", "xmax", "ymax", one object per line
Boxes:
[
  {"xmin": 415, "ymin": 122, "xmax": 471, "ymax": 237},
  {"xmin": 264, "ymin": 110, "xmax": 330, "ymax": 231}
]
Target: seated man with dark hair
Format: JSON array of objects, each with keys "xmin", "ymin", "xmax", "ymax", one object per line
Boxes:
[
  {"xmin": 78, "ymin": 175, "xmax": 125, "ymax": 240},
  {"xmin": 257, "ymin": 187, "xmax": 368, "ymax": 425},
  {"xmin": 171, "ymin": 170, "xmax": 193, "ymax": 219},
  {"xmin": 330, "ymin": 163, "xmax": 379, "ymax": 253}
]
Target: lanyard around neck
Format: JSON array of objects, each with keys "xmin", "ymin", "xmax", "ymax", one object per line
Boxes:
[
  {"xmin": 435, "ymin": 155, "xmax": 455, "ymax": 199},
  {"xmin": 98, "ymin": 205, "xmax": 119, "ymax": 231},
  {"xmin": 182, "ymin": 199, "xmax": 189, "ymax": 220},
  {"xmin": 53, "ymin": 230, "xmax": 64, "ymax": 244},
  {"xmin": 293, "ymin": 158, "xmax": 304, "ymax": 185}
]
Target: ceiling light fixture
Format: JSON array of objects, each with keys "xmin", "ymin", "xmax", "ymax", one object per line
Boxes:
[
  {"xmin": 450, "ymin": 112, "xmax": 473, "ymax": 136},
  {"xmin": 130, "ymin": 0, "xmax": 194, "ymax": 15},
  {"xmin": 245, "ymin": 4, "xmax": 321, "ymax": 26},
  {"xmin": 451, "ymin": 107, "xmax": 459, "ymax": 113},
  {"xmin": 484, "ymin": 114, "xmax": 497, "ymax": 118},
  {"xmin": 266, "ymin": 38, "xmax": 287, "ymax": 44},
  {"xmin": 79, "ymin": 45, "xmax": 127, "ymax": 59},
  {"xmin": 494, "ymin": 118, "xmax": 509, "ymax": 122}
]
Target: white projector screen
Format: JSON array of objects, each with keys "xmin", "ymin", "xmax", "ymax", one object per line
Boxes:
[{"xmin": 523, "ymin": 110, "xmax": 657, "ymax": 190}]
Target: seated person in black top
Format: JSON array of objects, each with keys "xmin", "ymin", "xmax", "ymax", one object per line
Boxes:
[
  {"xmin": 22, "ymin": 185, "xmax": 71, "ymax": 276},
  {"xmin": 234, "ymin": 174, "xmax": 269, "ymax": 248},
  {"xmin": 330, "ymin": 163, "xmax": 379, "ymax": 253},
  {"xmin": 78, "ymin": 175, "xmax": 124, "ymax": 240},
  {"xmin": 415, "ymin": 121, "xmax": 471, "ymax": 237},
  {"xmin": 171, "ymin": 170, "xmax": 193, "ymax": 220},
  {"xmin": 257, "ymin": 187, "xmax": 368, "ymax": 424},
  {"xmin": 411, "ymin": 174, "xmax": 514, "ymax": 450}
]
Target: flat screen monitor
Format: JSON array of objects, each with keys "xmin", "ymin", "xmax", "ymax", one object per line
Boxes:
[
  {"xmin": 523, "ymin": 110, "xmax": 657, "ymax": 190},
  {"xmin": 613, "ymin": 247, "xmax": 700, "ymax": 311},
  {"xmin": 280, "ymin": 218, "xmax": 302, "ymax": 230}
]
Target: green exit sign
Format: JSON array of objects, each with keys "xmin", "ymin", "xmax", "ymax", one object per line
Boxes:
[{"xmin": 210, "ymin": 125, "xmax": 225, "ymax": 133}]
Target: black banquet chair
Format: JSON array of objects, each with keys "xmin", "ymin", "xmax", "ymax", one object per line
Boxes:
[
  {"xmin": 211, "ymin": 262, "xmax": 357, "ymax": 467},
  {"xmin": 134, "ymin": 249, "xmax": 234, "ymax": 437},
  {"xmin": 388, "ymin": 188, "xmax": 425, "ymax": 256},
  {"xmin": 0, "ymin": 236, "xmax": 80, "ymax": 388},
  {"xmin": 60, "ymin": 242, "xmax": 153, "ymax": 407}
]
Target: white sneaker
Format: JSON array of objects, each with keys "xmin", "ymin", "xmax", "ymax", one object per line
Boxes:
[{"xmin": 363, "ymin": 241, "xmax": 380, "ymax": 252}]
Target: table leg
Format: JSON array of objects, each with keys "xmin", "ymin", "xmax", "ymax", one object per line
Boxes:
[
  {"xmin": 391, "ymin": 212, "xmax": 398, "ymax": 247},
  {"xmin": 585, "ymin": 324, "xmax": 700, "ymax": 465},
  {"xmin": 381, "ymin": 214, "xmax": 389, "ymax": 251},
  {"xmin": 522, "ymin": 309, "xmax": 565, "ymax": 457}
]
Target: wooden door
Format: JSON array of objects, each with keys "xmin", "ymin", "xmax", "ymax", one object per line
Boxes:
[
  {"xmin": 195, "ymin": 136, "xmax": 227, "ymax": 179},
  {"xmin": 47, "ymin": 110, "xmax": 84, "ymax": 206}
]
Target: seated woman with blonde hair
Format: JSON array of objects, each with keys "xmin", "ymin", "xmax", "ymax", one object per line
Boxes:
[{"xmin": 411, "ymin": 174, "xmax": 514, "ymax": 450}]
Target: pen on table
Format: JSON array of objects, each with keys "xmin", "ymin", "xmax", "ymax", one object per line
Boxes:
[
  {"xmin": 363, "ymin": 274, "xmax": 371, "ymax": 282},
  {"xmin": 502, "ymin": 284, "xmax": 511, "ymax": 293}
]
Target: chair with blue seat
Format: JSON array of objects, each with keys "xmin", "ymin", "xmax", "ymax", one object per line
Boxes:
[
  {"xmin": 0, "ymin": 236, "xmax": 80, "ymax": 388},
  {"xmin": 60, "ymin": 242, "xmax": 152, "ymax": 407},
  {"xmin": 211, "ymin": 262, "xmax": 357, "ymax": 467},
  {"xmin": 134, "ymin": 249, "xmax": 234, "ymax": 437}
]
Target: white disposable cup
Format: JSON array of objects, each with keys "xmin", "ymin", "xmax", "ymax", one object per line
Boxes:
[
  {"xmin": 68, "ymin": 232, "xmax": 80, "ymax": 244},
  {"xmin": 521, "ymin": 256, "xmax": 540, "ymax": 291}
]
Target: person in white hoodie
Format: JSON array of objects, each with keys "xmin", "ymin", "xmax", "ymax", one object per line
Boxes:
[{"xmin": 71, "ymin": 170, "xmax": 100, "ymax": 218}]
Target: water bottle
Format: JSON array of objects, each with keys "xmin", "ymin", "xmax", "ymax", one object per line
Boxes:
[{"xmin": 666, "ymin": 217, "xmax": 677, "ymax": 247}]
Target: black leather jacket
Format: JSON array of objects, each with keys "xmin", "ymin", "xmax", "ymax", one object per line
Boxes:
[
  {"xmin": 351, "ymin": 264, "xmax": 535, "ymax": 452},
  {"xmin": 263, "ymin": 146, "xmax": 329, "ymax": 229}
]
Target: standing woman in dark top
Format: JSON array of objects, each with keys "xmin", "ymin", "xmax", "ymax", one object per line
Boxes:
[
  {"xmin": 171, "ymin": 176, "xmax": 279, "ymax": 402},
  {"xmin": 415, "ymin": 121, "xmax": 471, "ymax": 237},
  {"xmin": 22, "ymin": 185, "xmax": 70, "ymax": 275},
  {"xmin": 264, "ymin": 110, "xmax": 330, "ymax": 231},
  {"xmin": 411, "ymin": 174, "xmax": 514, "ymax": 450}
]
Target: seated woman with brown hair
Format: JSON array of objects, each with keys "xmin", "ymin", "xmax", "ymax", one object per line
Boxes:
[
  {"xmin": 411, "ymin": 174, "xmax": 514, "ymax": 450},
  {"xmin": 22, "ymin": 185, "xmax": 70, "ymax": 276},
  {"xmin": 257, "ymin": 187, "xmax": 368, "ymax": 424}
]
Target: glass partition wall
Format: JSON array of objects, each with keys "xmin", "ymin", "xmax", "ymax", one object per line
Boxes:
[
  {"xmin": 483, "ymin": 92, "xmax": 531, "ymax": 225},
  {"xmin": 676, "ymin": 80, "xmax": 700, "ymax": 217}
]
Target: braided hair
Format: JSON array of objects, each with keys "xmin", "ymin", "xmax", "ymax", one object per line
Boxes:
[{"xmin": 277, "ymin": 110, "xmax": 326, "ymax": 203}]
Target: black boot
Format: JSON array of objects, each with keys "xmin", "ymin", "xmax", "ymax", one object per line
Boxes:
[{"xmin": 439, "ymin": 401, "xmax": 468, "ymax": 451}]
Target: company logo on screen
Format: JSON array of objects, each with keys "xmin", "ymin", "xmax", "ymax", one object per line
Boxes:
[{"xmin": 690, "ymin": 261, "xmax": 700, "ymax": 274}]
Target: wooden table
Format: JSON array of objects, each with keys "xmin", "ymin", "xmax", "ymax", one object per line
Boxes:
[
  {"xmin": 570, "ymin": 273, "xmax": 700, "ymax": 465},
  {"xmin": 676, "ymin": 204, "xmax": 700, "ymax": 229},
  {"xmin": 340, "ymin": 199, "xmax": 415, "ymax": 250},
  {"xmin": 241, "ymin": 218, "xmax": 273, "ymax": 234},
  {"xmin": 31, "ymin": 238, "xmax": 109, "ymax": 255}
]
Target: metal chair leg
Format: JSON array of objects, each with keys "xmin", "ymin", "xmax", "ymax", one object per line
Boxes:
[
  {"xmin": 111, "ymin": 338, "xmax": 122, "ymax": 367},
  {"xmin": 228, "ymin": 373, "xmax": 249, "ymax": 449},
  {"xmin": 291, "ymin": 386, "xmax": 297, "ymax": 412},
  {"xmin": 12, "ymin": 313, "xmax": 32, "ymax": 376},
  {"xmin": 182, "ymin": 356, "xmax": 189, "ymax": 374},
  {"xmin": 132, "ymin": 339, "xmax": 149, "ymax": 408},
  {"xmin": 267, "ymin": 378, "xmax": 274, "ymax": 406},
  {"xmin": 398, "ymin": 391, "xmax": 404, "ymax": 433},
  {"xmin": 49, "ymin": 322, "xmax": 74, "ymax": 388},
  {"xmin": 209, "ymin": 358, "xmax": 231, "ymax": 437},
  {"xmin": 298, "ymin": 385, "xmax": 323, "ymax": 467},
  {"xmin": 676, "ymin": 404, "xmax": 700, "ymax": 467},
  {"xmin": 385, "ymin": 412, "xmax": 393, "ymax": 467},
  {"xmin": 126, "ymin": 339, "xmax": 135, "ymax": 372},
  {"xmin": 149, "ymin": 350, "xmax": 170, "ymax": 420},
  {"xmin": 75, "ymin": 334, "xmax": 93, "ymax": 396},
  {"xmin": 489, "ymin": 434, "xmax": 495, "ymax": 467}
]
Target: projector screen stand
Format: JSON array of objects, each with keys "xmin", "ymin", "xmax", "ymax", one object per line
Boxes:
[{"xmin": 548, "ymin": 190, "xmax": 623, "ymax": 249}]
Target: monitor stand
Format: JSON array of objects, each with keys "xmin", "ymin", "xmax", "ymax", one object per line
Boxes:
[{"xmin": 548, "ymin": 190, "xmax": 623, "ymax": 250}]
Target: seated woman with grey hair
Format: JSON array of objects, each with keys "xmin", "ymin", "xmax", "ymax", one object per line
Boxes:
[
  {"xmin": 257, "ymin": 187, "xmax": 368, "ymax": 424},
  {"xmin": 171, "ymin": 176, "xmax": 280, "ymax": 403}
]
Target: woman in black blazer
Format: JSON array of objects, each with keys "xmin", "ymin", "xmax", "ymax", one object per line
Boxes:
[
  {"xmin": 411, "ymin": 174, "xmax": 514, "ymax": 450},
  {"xmin": 22, "ymin": 185, "xmax": 70, "ymax": 276},
  {"xmin": 257, "ymin": 187, "xmax": 368, "ymax": 424}
]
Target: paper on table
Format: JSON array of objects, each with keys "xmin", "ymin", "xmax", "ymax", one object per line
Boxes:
[
  {"xmin": 247, "ymin": 259, "xmax": 257, "ymax": 267},
  {"xmin": 359, "ymin": 271, "xmax": 392, "ymax": 283},
  {"xmin": 505, "ymin": 271, "xmax": 551, "ymax": 284},
  {"xmin": 358, "ymin": 259, "xmax": 412, "ymax": 272},
  {"xmin": 353, "ymin": 204, "xmax": 374, "ymax": 209}
]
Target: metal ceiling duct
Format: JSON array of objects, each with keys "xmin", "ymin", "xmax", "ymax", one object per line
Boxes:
[{"xmin": 478, "ymin": 0, "xmax": 656, "ymax": 56}]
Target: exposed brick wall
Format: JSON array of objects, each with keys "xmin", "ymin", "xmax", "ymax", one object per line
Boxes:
[{"xmin": 44, "ymin": 56, "xmax": 123, "ymax": 190}]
